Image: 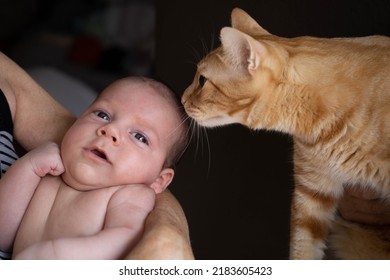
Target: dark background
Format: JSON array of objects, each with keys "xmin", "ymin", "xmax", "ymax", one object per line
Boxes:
[{"xmin": 1, "ymin": 0, "xmax": 389, "ymax": 259}]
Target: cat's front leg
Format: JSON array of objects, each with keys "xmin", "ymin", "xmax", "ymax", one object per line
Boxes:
[{"xmin": 289, "ymin": 173, "xmax": 339, "ymax": 259}]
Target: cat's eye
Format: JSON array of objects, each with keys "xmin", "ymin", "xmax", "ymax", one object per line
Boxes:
[{"xmin": 199, "ymin": 75, "xmax": 207, "ymax": 87}]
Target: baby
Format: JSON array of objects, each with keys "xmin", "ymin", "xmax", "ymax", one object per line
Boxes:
[{"xmin": 0, "ymin": 76, "xmax": 189, "ymax": 259}]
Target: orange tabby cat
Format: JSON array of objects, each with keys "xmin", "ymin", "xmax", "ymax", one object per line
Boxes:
[{"xmin": 182, "ymin": 8, "xmax": 390, "ymax": 259}]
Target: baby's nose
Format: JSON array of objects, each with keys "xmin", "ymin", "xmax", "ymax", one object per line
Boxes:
[{"xmin": 98, "ymin": 127, "xmax": 120, "ymax": 144}]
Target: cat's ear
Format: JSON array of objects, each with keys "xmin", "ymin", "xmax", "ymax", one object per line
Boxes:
[
  {"xmin": 220, "ymin": 27, "xmax": 266, "ymax": 73},
  {"xmin": 231, "ymin": 8, "xmax": 270, "ymax": 36}
]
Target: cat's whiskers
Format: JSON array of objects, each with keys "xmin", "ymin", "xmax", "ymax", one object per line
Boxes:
[
  {"xmin": 187, "ymin": 42, "xmax": 203, "ymax": 66},
  {"xmin": 200, "ymin": 36, "xmax": 212, "ymax": 58},
  {"xmin": 186, "ymin": 34, "xmax": 216, "ymax": 68},
  {"xmin": 181, "ymin": 115, "xmax": 194, "ymax": 155},
  {"xmin": 191, "ymin": 119, "xmax": 211, "ymax": 174},
  {"xmin": 160, "ymin": 107, "xmax": 193, "ymax": 166},
  {"xmin": 201, "ymin": 124, "xmax": 212, "ymax": 173},
  {"xmin": 165, "ymin": 111, "xmax": 189, "ymax": 140},
  {"xmin": 190, "ymin": 119, "xmax": 202, "ymax": 157}
]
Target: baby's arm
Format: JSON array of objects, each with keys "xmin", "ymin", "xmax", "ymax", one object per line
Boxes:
[
  {"xmin": 14, "ymin": 184, "xmax": 155, "ymax": 259},
  {"xmin": 126, "ymin": 190, "xmax": 194, "ymax": 259},
  {"xmin": 0, "ymin": 142, "xmax": 64, "ymax": 253}
]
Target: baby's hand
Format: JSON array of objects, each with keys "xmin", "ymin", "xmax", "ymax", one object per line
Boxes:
[{"xmin": 26, "ymin": 142, "xmax": 64, "ymax": 177}]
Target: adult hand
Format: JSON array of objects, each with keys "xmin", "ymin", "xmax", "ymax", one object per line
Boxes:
[
  {"xmin": 125, "ymin": 190, "xmax": 194, "ymax": 259},
  {"xmin": 339, "ymin": 187, "xmax": 390, "ymax": 242}
]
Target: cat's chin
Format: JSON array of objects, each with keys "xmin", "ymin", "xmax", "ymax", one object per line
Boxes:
[{"xmin": 195, "ymin": 116, "xmax": 237, "ymax": 128}]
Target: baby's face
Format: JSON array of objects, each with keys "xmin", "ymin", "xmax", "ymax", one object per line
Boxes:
[{"xmin": 60, "ymin": 81, "xmax": 181, "ymax": 191}]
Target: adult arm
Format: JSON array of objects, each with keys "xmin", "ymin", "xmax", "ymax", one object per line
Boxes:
[
  {"xmin": 125, "ymin": 190, "xmax": 194, "ymax": 259},
  {"xmin": 0, "ymin": 52, "xmax": 75, "ymax": 149}
]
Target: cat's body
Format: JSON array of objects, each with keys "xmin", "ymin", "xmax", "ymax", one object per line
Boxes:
[{"xmin": 182, "ymin": 8, "xmax": 390, "ymax": 259}]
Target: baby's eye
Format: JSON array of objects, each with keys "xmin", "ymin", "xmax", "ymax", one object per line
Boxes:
[
  {"xmin": 131, "ymin": 132, "xmax": 149, "ymax": 145},
  {"xmin": 199, "ymin": 75, "xmax": 207, "ymax": 87},
  {"xmin": 94, "ymin": 111, "xmax": 110, "ymax": 121}
]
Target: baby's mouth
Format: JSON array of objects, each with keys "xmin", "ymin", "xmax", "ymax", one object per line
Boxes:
[{"xmin": 90, "ymin": 148, "xmax": 109, "ymax": 162}]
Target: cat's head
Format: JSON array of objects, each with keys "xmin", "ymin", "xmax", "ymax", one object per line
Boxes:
[{"xmin": 182, "ymin": 8, "xmax": 286, "ymax": 128}]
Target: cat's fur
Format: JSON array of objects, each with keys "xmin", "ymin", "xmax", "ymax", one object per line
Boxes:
[{"xmin": 182, "ymin": 8, "xmax": 390, "ymax": 259}]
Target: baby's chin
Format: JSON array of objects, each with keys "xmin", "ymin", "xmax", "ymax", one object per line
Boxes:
[{"xmin": 61, "ymin": 170, "xmax": 107, "ymax": 192}]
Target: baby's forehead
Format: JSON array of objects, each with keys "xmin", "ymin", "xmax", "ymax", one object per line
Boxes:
[
  {"xmin": 98, "ymin": 77, "xmax": 183, "ymax": 119},
  {"xmin": 103, "ymin": 79, "xmax": 177, "ymax": 106},
  {"xmin": 98, "ymin": 82, "xmax": 180, "ymax": 117},
  {"xmin": 100, "ymin": 79, "xmax": 165, "ymax": 98}
]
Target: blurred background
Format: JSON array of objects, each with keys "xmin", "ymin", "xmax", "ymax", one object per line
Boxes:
[{"xmin": 1, "ymin": 0, "xmax": 389, "ymax": 259}]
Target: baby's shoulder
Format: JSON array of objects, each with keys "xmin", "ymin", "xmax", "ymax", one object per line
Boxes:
[{"xmin": 109, "ymin": 184, "xmax": 156, "ymax": 211}]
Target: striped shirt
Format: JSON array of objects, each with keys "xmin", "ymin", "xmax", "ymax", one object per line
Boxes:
[
  {"xmin": 0, "ymin": 89, "xmax": 18, "ymax": 260},
  {"xmin": 0, "ymin": 89, "xmax": 18, "ymax": 176},
  {"xmin": 0, "ymin": 131, "xmax": 18, "ymax": 176}
]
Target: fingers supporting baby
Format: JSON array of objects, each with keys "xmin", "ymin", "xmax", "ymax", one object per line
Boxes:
[
  {"xmin": 125, "ymin": 190, "xmax": 194, "ymax": 260},
  {"xmin": 339, "ymin": 187, "xmax": 390, "ymax": 226}
]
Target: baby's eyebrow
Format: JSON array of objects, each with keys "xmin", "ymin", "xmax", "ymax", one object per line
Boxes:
[{"xmin": 134, "ymin": 117, "xmax": 160, "ymax": 146}]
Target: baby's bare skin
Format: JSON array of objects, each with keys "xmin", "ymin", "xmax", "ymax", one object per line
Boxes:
[{"xmin": 13, "ymin": 174, "xmax": 154, "ymax": 259}]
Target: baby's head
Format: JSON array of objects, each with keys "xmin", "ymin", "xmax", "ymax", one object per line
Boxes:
[
  {"xmin": 61, "ymin": 76, "xmax": 189, "ymax": 193},
  {"xmin": 121, "ymin": 77, "xmax": 190, "ymax": 169}
]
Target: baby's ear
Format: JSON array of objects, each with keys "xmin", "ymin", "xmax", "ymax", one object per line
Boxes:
[{"xmin": 150, "ymin": 168, "xmax": 175, "ymax": 194}]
